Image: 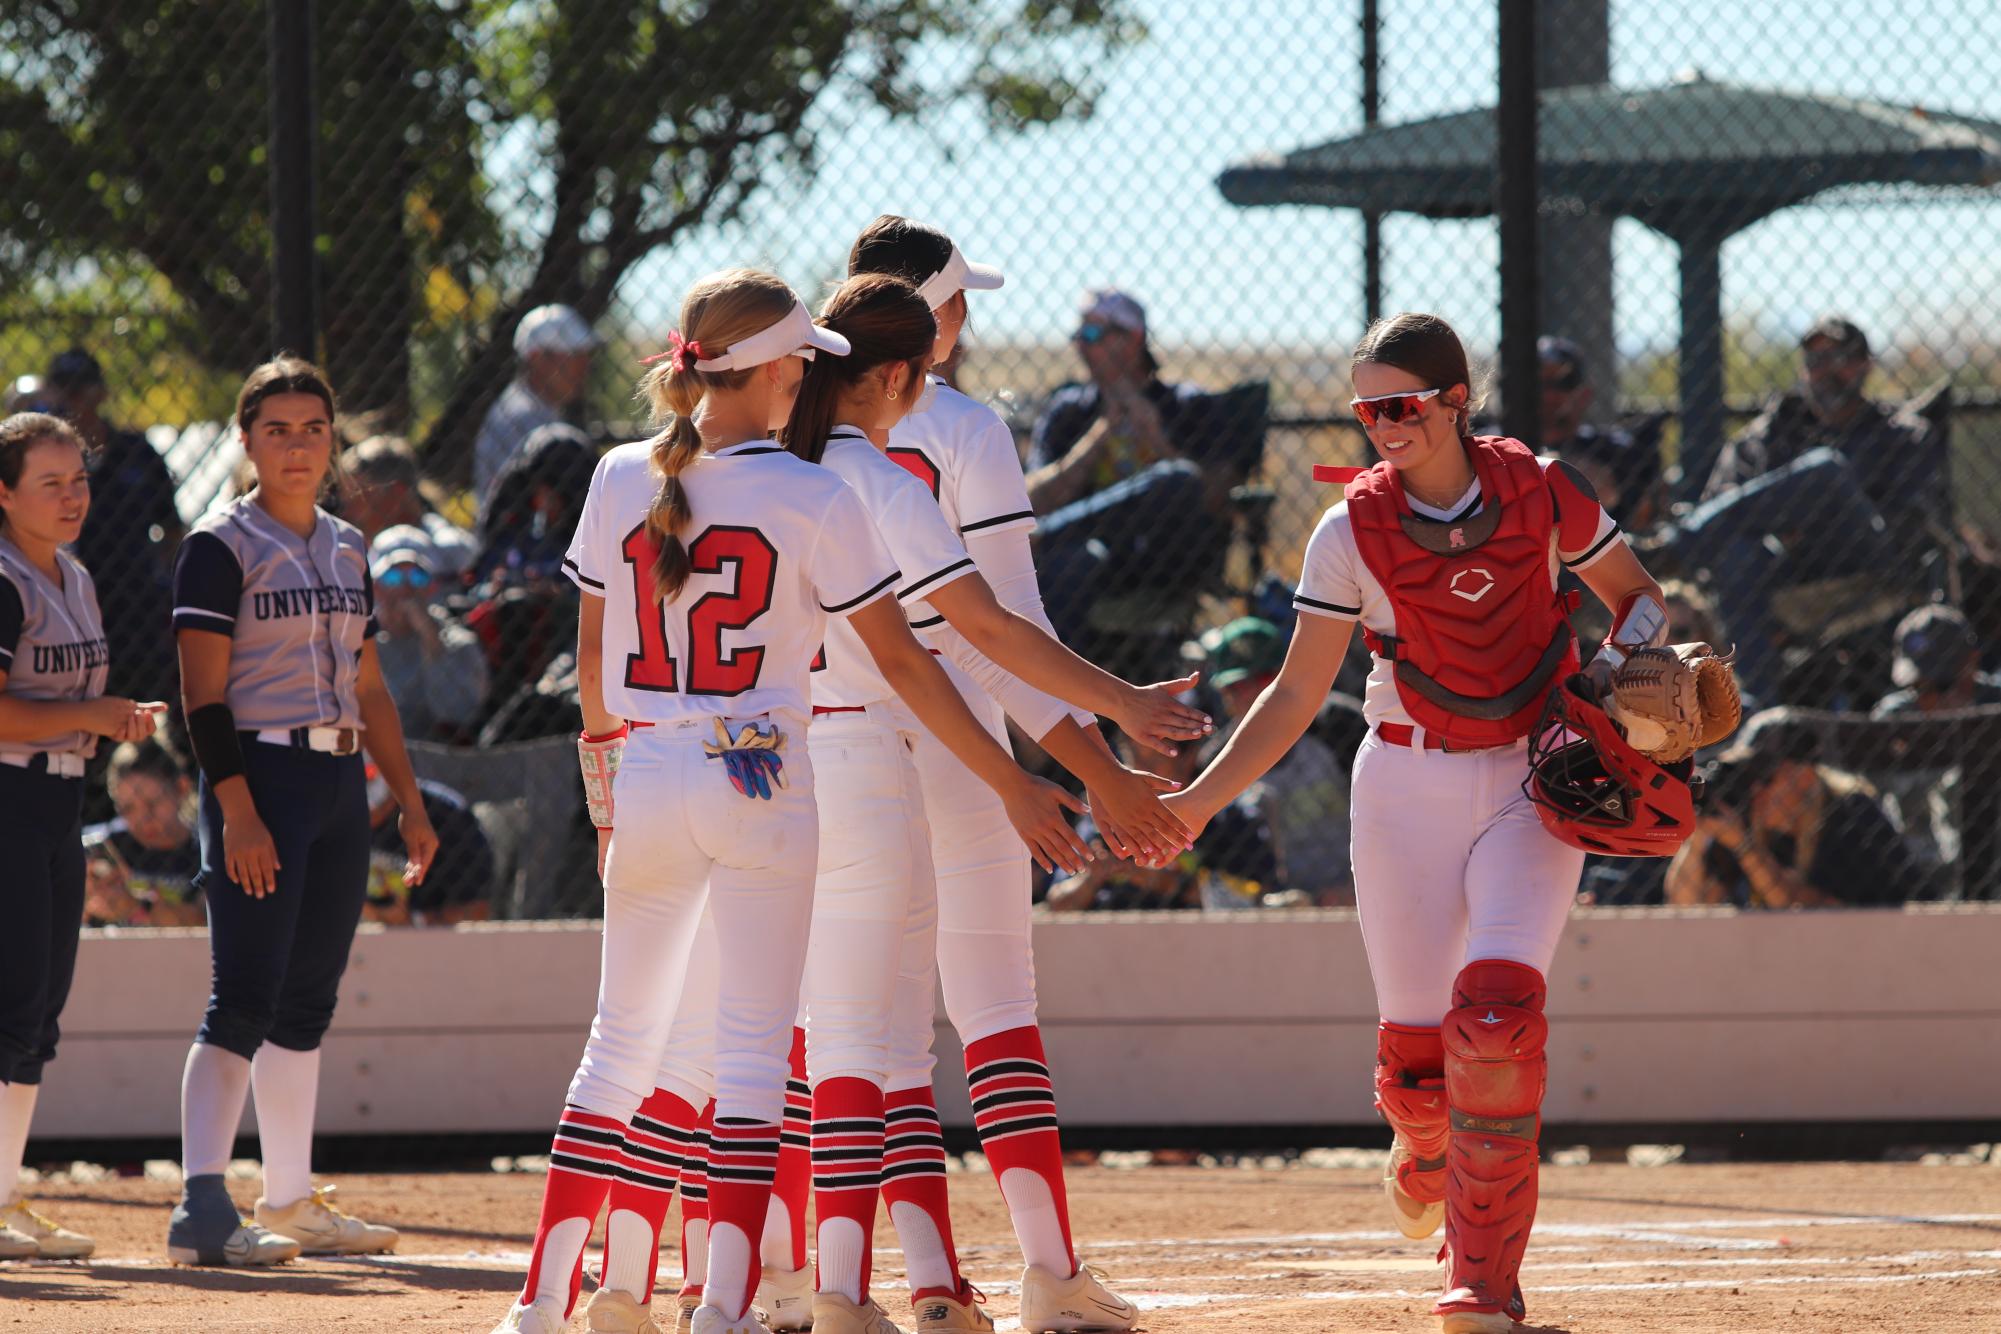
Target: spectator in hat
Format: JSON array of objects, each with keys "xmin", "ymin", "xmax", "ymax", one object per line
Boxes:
[
  {"xmin": 369, "ymin": 526, "xmax": 489, "ymax": 741},
  {"xmin": 49, "ymin": 348, "xmax": 183, "ymax": 701},
  {"xmin": 1871, "ymin": 604, "xmax": 2001, "ymax": 901},
  {"xmin": 1198, "ymin": 616, "xmax": 1354, "ymax": 905},
  {"xmin": 1026, "ymin": 289, "xmax": 1264, "ymax": 653},
  {"xmin": 1665, "ymin": 709, "xmax": 1919, "ymax": 908},
  {"xmin": 472, "ymin": 303, "xmax": 601, "ymax": 517},
  {"xmin": 1653, "ymin": 318, "xmax": 1947, "ymax": 704},
  {"xmin": 340, "ymin": 435, "xmax": 477, "ymax": 580},
  {"xmin": 1537, "ymin": 336, "xmax": 1662, "ymax": 530}
]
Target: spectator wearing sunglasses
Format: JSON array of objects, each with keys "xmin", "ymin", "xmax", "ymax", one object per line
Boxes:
[
  {"xmin": 368, "ymin": 526, "xmax": 488, "ymax": 742},
  {"xmin": 339, "ymin": 435, "xmax": 477, "ymax": 581},
  {"xmin": 1026, "ymin": 290, "xmax": 1263, "ymax": 656},
  {"xmin": 1651, "ymin": 317, "xmax": 1949, "ymax": 704}
]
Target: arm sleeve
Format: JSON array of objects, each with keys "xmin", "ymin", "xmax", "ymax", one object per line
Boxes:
[
  {"xmin": 1544, "ymin": 458, "xmax": 1621, "ymax": 570},
  {"xmin": 171, "ymin": 531, "xmax": 244, "ymax": 635},
  {"xmin": 560, "ymin": 453, "xmax": 613, "ymax": 595},
  {"xmin": 1292, "ymin": 503, "xmax": 1363, "ymax": 621},
  {"xmin": 810, "ymin": 484, "xmax": 902, "ymax": 617},
  {"xmin": 363, "ymin": 566, "xmax": 380, "ymax": 640},
  {"xmin": 954, "ymin": 411, "xmax": 1037, "ymax": 538},
  {"xmin": 943, "ymin": 522, "xmax": 1092, "ymax": 731},
  {"xmin": 0, "ymin": 577, "xmax": 22, "ymax": 670},
  {"xmin": 935, "ymin": 633, "xmax": 1075, "ymax": 741}
]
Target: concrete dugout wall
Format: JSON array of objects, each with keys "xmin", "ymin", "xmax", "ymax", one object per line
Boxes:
[{"xmin": 37, "ymin": 907, "xmax": 2001, "ymax": 1140}]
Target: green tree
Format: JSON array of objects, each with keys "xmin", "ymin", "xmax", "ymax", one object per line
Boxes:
[{"xmin": 0, "ymin": 0, "xmax": 1142, "ymax": 479}]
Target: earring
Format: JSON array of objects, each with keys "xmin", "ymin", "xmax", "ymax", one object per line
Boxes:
[{"xmin": 887, "ymin": 388, "xmax": 899, "ymax": 401}]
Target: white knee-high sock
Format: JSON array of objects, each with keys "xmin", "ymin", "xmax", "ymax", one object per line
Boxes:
[
  {"xmin": 0, "ymin": 1081, "xmax": 38, "ymax": 1203},
  {"xmin": 251, "ymin": 1045, "xmax": 321, "ymax": 1207},
  {"xmin": 181, "ymin": 1044, "xmax": 253, "ymax": 1180}
]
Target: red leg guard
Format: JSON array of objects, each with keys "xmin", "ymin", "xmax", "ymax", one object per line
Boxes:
[
  {"xmin": 1374, "ymin": 1021, "xmax": 1449, "ymax": 1204},
  {"xmin": 1436, "ymin": 959, "xmax": 1548, "ymax": 1324}
]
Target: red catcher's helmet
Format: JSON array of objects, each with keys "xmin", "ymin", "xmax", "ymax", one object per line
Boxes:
[{"xmin": 1523, "ymin": 676, "xmax": 1697, "ymax": 858}]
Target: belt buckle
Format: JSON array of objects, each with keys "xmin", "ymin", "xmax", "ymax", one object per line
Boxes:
[{"xmin": 334, "ymin": 728, "xmax": 359, "ymax": 756}]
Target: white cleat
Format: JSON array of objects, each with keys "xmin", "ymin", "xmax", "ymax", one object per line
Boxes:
[
  {"xmin": 0, "ymin": 1198, "xmax": 94, "ymax": 1259},
  {"xmin": 671, "ymin": 1292, "xmax": 703, "ymax": 1334},
  {"xmin": 1438, "ymin": 1313, "xmax": 1517, "ymax": 1334},
  {"xmin": 254, "ymin": 1183, "xmax": 398, "ymax": 1255},
  {"xmin": 491, "ymin": 1295, "xmax": 571, "ymax": 1334},
  {"xmin": 691, "ymin": 1305, "xmax": 774, "ymax": 1334},
  {"xmin": 755, "ymin": 1263, "xmax": 815, "ymax": 1331},
  {"xmin": 913, "ymin": 1281, "xmax": 994, "ymax": 1332},
  {"xmin": 165, "ymin": 1218, "xmax": 301, "ymax": 1267},
  {"xmin": 1016, "ymin": 1264, "xmax": 1139, "ymax": 1333},
  {"xmin": 587, "ymin": 1286, "xmax": 664, "ymax": 1333},
  {"xmin": 0, "ymin": 1220, "xmax": 40, "ymax": 1260},
  {"xmin": 811, "ymin": 1292, "xmax": 906, "ymax": 1334},
  {"xmin": 1384, "ymin": 1136, "xmax": 1445, "ymax": 1240}
]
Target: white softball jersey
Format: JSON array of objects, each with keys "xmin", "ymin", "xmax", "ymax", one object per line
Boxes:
[
  {"xmin": 808, "ymin": 428, "xmax": 980, "ymax": 710},
  {"xmin": 563, "ymin": 441, "xmax": 901, "ymax": 732},
  {"xmin": 1293, "ymin": 458, "xmax": 1618, "ymax": 730},
  {"xmin": 172, "ymin": 498, "xmax": 377, "ymax": 732},
  {"xmin": 0, "ymin": 535, "xmax": 109, "ymax": 755}
]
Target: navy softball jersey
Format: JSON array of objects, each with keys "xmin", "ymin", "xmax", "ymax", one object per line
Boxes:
[
  {"xmin": 170, "ymin": 498, "xmax": 380, "ymax": 1060},
  {"xmin": 0, "ymin": 535, "xmax": 108, "ymax": 1086}
]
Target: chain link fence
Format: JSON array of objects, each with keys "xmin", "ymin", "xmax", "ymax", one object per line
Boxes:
[{"xmin": 4, "ymin": 0, "xmax": 1999, "ymax": 919}]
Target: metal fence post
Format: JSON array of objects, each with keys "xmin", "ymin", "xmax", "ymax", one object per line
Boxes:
[
  {"xmin": 269, "ymin": 0, "xmax": 317, "ymax": 359},
  {"xmin": 1361, "ymin": 0, "xmax": 1383, "ymax": 326},
  {"xmin": 1497, "ymin": 0, "xmax": 1540, "ymax": 445}
]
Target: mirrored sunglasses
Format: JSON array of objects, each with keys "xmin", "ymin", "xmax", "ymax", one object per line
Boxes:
[
  {"xmin": 1075, "ymin": 322, "xmax": 1112, "ymax": 345},
  {"xmin": 378, "ymin": 566, "xmax": 433, "ymax": 589},
  {"xmin": 1350, "ymin": 387, "xmax": 1441, "ymax": 428}
]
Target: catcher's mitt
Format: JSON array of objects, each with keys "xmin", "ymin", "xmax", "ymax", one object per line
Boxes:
[{"xmin": 1605, "ymin": 642, "xmax": 1743, "ymax": 764}]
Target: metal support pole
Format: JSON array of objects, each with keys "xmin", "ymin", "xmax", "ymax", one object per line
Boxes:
[
  {"xmin": 269, "ymin": 0, "xmax": 318, "ymax": 358},
  {"xmin": 1496, "ymin": 0, "xmax": 1540, "ymax": 444},
  {"xmin": 1361, "ymin": 0, "xmax": 1383, "ymax": 324},
  {"xmin": 1675, "ymin": 234, "xmax": 1725, "ymax": 500}
]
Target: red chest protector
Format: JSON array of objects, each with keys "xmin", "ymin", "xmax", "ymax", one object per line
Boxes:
[{"xmin": 1319, "ymin": 436, "xmax": 1577, "ymax": 748}]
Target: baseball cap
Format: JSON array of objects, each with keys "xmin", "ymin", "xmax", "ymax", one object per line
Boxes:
[
  {"xmin": 369, "ymin": 524, "xmax": 437, "ymax": 579},
  {"xmin": 513, "ymin": 304, "xmax": 603, "ymax": 358},
  {"xmin": 1078, "ymin": 288, "xmax": 1146, "ymax": 336},
  {"xmin": 1799, "ymin": 316, "xmax": 1869, "ymax": 359},
  {"xmin": 1199, "ymin": 616, "xmax": 1286, "ymax": 689},
  {"xmin": 914, "ymin": 242, "xmax": 1005, "ymax": 311},
  {"xmin": 46, "ymin": 347, "xmax": 106, "ymax": 390},
  {"xmin": 1891, "ymin": 603, "xmax": 1979, "ymax": 689}
]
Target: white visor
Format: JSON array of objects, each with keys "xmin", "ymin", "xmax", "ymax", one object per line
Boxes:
[
  {"xmin": 914, "ymin": 244, "xmax": 1005, "ymax": 311},
  {"xmin": 692, "ymin": 299, "xmax": 851, "ymax": 372}
]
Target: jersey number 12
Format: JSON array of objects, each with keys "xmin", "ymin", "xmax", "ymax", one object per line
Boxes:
[{"xmin": 621, "ymin": 523, "xmax": 776, "ymax": 696}]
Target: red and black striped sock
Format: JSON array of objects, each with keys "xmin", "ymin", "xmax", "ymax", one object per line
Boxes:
[
  {"xmin": 811, "ymin": 1076, "xmax": 886, "ymax": 1303},
  {"xmin": 677, "ymin": 1102, "xmax": 714, "ymax": 1299},
  {"xmin": 965, "ymin": 1026, "xmax": 1076, "ymax": 1276},
  {"xmin": 601, "ymin": 1088, "xmax": 701, "ymax": 1302},
  {"xmin": 520, "ymin": 1104, "xmax": 624, "ymax": 1314},
  {"xmin": 764, "ymin": 1027, "xmax": 812, "ymax": 1271},
  {"xmin": 881, "ymin": 1085, "xmax": 964, "ymax": 1302},
  {"xmin": 704, "ymin": 1115, "xmax": 782, "ymax": 1319}
]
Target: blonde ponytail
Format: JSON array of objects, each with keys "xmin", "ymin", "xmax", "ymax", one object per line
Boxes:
[{"xmin": 632, "ymin": 268, "xmax": 797, "ymax": 602}]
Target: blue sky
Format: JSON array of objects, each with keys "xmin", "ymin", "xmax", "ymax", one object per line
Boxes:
[{"xmin": 608, "ymin": 0, "xmax": 1999, "ymax": 371}]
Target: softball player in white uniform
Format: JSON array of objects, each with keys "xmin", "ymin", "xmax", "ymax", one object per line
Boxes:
[
  {"xmin": 846, "ymin": 218, "xmax": 1148, "ymax": 1333},
  {"xmin": 494, "ymin": 270, "xmax": 1096, "ymax": 1334},
  {"xmin": 1161, "ymin": 314, "xmax": 1667, "ymax": 1334}
]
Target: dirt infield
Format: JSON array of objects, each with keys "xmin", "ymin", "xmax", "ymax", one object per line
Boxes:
[{"xmin": 3, "ymin": 1159, "xmax": 1998, "ymax": 1331}]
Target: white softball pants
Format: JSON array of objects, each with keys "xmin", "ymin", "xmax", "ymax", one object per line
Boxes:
[
  {"xmin": 887, "ymin": 658, "xmax": 1037, "ymax": 1093},
  {"xmin": 799, "ymin": 705, "xmax": 938, "ymax": 1087},
  {"xmin": 566, "ymin": 716, "xmax": 818, "ymax": 1127},
  {"xmin": 1347, "ymin": 730, "xmax": 1584, "ymax": 1028}
]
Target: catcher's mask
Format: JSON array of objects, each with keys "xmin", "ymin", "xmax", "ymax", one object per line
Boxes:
[{"xmin": 1523, "ymin": 676, "xmax": 1698, "ymax": 858}]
